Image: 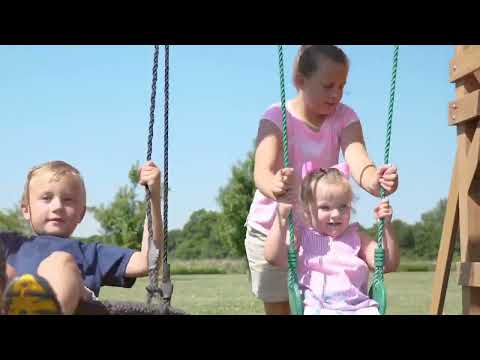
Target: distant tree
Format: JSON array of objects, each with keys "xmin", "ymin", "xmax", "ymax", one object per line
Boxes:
[
  {"xmin": 175, "ymin": 209, "xmax": 231, "ymax": 259},
  {"xmin": 392, "ymin": 219, "xmax": 415, "ymax": 249},
  {"xmin": 217, "ymin": 148, "xmax": 256, "ymax": 259},
  {"xmin": 413, "ymin": 199, "xmax": 447, "ymax": 259},
  {"xmin": 90, "ymin": 162, "xmax": 146, "ymax": 249},
  {"xmin": 0, "ymin": 206, "xmax": 32, "ymax": 235},
  {"xmin": 167, "ymin": 229, "xmax": 183, "ymax": 257}
]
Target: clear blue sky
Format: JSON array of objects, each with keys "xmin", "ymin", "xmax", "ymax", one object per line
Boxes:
[{"xmin": 0, "ymin": 45, "xmax": 456, "ymax": 237}]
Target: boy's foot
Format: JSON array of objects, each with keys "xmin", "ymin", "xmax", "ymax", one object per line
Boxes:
[{"xmin": 3, "ymin": 274, "xmax": 62, "ymax": 315}]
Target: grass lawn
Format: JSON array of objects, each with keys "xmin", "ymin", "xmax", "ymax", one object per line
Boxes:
[{"xmin": 99, "ymin": 271, "xmax": 462, "ymax": 315}]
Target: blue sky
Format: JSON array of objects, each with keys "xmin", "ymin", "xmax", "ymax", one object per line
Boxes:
[{"xmin": 0, "ymin": 45, "xmax": 456, "ymax": 237}]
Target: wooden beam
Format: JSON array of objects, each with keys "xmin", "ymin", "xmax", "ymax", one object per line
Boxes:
[
  {"xmin": 431, "ymin": 149, "xmax": 460, "ymax": 314},
  {"xmin": 450, "ymin": 46, "xmax": 480, "ymax": 82},
  {"xmin": 458, "ymin": 262, "xmax": 480, "ymax": 287},
  {"xmin": 433, "ymin": 45, "xmax": 480, "ymax": 315},
  {"xmin": 462, "ymin": 124, "xmax": 480, "ymax": 191},
  {"xmin": 463, "ymin": 287, "xmax": 480, "ymax": 314},
  {"xmin": 449, "ymin": 90, "xmax": 480, "ymax": 125},
  {"xmin": 475, "ymin": 70, "xmax": 480, "ymax": 84},
  {"xmin": 453, "ymin": 47, "xmax": 480, "ymax": 314},
  {"xmin": 457, "ymin": 122, "xmax": 480, "ymax": 314}
]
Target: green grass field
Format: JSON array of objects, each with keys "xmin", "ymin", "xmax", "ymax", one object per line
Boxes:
[{"xmin": 99, "ymin": 271, "xmax": 462, "ymax": 315}]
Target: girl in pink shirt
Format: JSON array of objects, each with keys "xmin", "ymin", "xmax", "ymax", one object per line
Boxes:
[
  {"xmin": 264, "ymin": 163, "xmax": 399, "ymax": 315},
  {"xmin": 245, "ymin": 45, "xmax": 399, "ymax": 315}
]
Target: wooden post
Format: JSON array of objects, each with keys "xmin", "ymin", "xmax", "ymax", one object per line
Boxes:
[{"xmin": 431, "ymin": 45, "xmax": 480, "ymax": 314}]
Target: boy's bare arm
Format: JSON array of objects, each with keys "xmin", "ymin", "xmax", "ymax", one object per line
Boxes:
[{"xmin": 125, "ymin": 162, "xmax": 164, "ymax": 278}]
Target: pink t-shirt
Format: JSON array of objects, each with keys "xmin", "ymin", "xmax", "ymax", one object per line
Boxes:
[
  {"xmin": 298, "ymin": 223, "xmax": 378, "ymax": 311},
  {"xmin": 246, "ymin": 102, "xmax": 360, "ymax": 234}
]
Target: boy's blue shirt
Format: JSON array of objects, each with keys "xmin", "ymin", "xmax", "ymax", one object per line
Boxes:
[{"xmin": 3, "ymin": 233, "xmax": 136, "ymax": 296}]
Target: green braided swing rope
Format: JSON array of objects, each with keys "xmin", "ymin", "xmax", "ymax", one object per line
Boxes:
[
  {"xmin": 277, "ymin": 45, "xmax": 303, "ymax": 315},
  {"xmin": 368, "ymin": 45, "xmax": 399, "ymax": 315}
]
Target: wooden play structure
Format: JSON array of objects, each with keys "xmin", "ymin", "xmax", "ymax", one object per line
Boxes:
[{"xmin": 432, "ymin": 45, "xmax": 480, "ymax": 314}]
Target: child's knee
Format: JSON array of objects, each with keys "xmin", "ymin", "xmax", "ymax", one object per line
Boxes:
[{"xmin": 38, "ymin": 251, "xmax": 80, "ymax": 275}]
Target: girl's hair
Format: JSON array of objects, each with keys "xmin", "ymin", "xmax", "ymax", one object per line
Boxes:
[
  {"xmin": 21, "ymin": 160, "xmax": 86, "ymax": 206},
  {"xmin": 293, "ymin": 45, "xmax": 349, "ymax": 83},
  {"xmin": 300, "ymin": 168, "xmax": 353, "ymax": 209}
]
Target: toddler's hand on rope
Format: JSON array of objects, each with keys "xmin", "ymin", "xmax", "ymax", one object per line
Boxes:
[
  {"xmin": 139, "ymin": 161, "xmax": 162, "ymax": 196},
  {"xmin": 376, "ymin": 164, "xmax": 398, "ymax": 195},
  {"xmin": 277, "ymin": 201, "xmax": 293, "ymax": 219},
  {"xmin": 374, "ymin": 199, "xmax": 393, "ymax": 224},
  {"xmin": 274, "ymin": 168, "xmax": 300, "ymax": 219}
]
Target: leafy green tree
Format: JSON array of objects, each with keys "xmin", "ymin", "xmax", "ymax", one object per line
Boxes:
[
  {"xmin": 412, "ymin": 199, "xmax": 447, "ymax": 259},
  {"xmin": 217, "ymin": 148, "xmax": 256, "ymax": 259},
  {"xmin": 90, "ymin": 163, "xmax": 146, "ymax": 249},
  {"xmin": 175, "ymin": 209, "xmax": 231, "ymax": 259},
  {"xmin": 0, "ymin": 206, "xmax": 32, "ymax": 235},
  {"xmin": 392, "ymin": 219, "xmax": 415, "ymax": 250},
  {"xmin": 167, "ymin": 229, "xmax": 183, "ymax": 257}
]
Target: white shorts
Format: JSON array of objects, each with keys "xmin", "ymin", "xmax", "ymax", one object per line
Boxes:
[{"xmin": 244, "ymin": 226, "xmax": 288, "ymax": 303}]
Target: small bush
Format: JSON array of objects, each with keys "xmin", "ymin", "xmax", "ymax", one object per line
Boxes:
[
  {"xmin": 170, "ymin": 258, "xmax": 247, "ymax": 275},
  {"xmin": 398, "ymin": 262, "xmax": 435, "ymax": 272}
]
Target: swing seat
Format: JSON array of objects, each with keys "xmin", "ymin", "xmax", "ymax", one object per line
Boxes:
[{"xmin": 75, "ymin": 298, "xmax": 186, "ymax": 315}]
